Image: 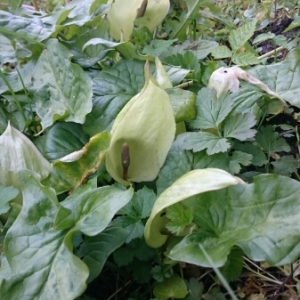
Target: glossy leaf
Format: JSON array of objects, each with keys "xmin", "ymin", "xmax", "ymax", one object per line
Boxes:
[
  {"xmin": 157, "ymin": 136, "xmax": 250, "ymax": 195},
  {"xmin": 44, "ymin": 131, "xmax": 110, "ymax": 194},
  {"xmin": 112, "ymin": 187, "xmax": 156, "ymax": 243},
  {"xmin": 83, "ymin": 37, "xmax": 148, "ymax": 62},
  {"xmin": 0, "ymin": 171, "xmax": 133, "ymax": 300},
  {"xmin": 32, "ymin": 39, "xmax": 93, "ymax": 131},
  {"xmin": 0, "ymin": 171, "xmax": 89, "ymax": 300},
  {"xmin": 168, "ymin": 174, "xmax": 300, "ymax": 268},
  {"xmin": 166, "ymin": 88, "xmax": 196, "ymax": 122},
  {"xmin": 84, "ymin": 60, "xmax": 145, "ymax": 135},
  {"xmin": 44, "ymin": 122, "xmax": 89, "ymax": 161},
  {"xmin": 78, "ymin": 227, "xmax": 128, "ymax": 283},
  {"xmin": 0, "ymin": 186, "xmax": 19, "ymax": 215},
  {"xmin": 249, "ymin": 49, "xmax": 300, "ymax": 107},
  {"xmin": 0, "ymin": 11, "xmax": 53, "ymax": 42},
  {"xmin": 153, "ymin": 276, "xmax": 188, "ymax": 299}
]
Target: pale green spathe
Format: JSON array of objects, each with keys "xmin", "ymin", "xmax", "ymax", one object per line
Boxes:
[
  {"xmin": 106, "ymin": 61, "xmax": 176, "ymax": 185},
  {"xmin": 0, "ymin": 123, "xmax": 51, "ymax": 190},
  {"xmin": 107, "ymin": 0, "xmax": 170, "ymax": 41},
  {"xmin": 144, "ymin": 168, "xmax": 243, "ymax": 248}
]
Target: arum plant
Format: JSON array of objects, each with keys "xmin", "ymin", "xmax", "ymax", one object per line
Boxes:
[
  {"xmin": 107, "ymin": 0, "xmax": 170, "ymax": 41},
  {"xmin": 106, "ymin": 60, "xmax": 176, "ymax": 185}
]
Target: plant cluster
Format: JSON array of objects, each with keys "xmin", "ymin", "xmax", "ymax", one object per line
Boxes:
[{"xmin": 1, "ymin": 0, "xmax": 300, "ymax": 299}]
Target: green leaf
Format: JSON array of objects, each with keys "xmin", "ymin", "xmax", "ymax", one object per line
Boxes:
[
  {"xmin": 223, "ymin": 113, "xmax": 257, "ymax": 141},
  {"xmin": 153, "ymin": 276, "xmax": 188, "ymax": 299},
  {"xmin": 151, "ymin": 265, "xmax": 172, "ymax": 283},
  {"xmin": 143, "ymin": 39, "xmax": 177, "ymax": 57},
  {"xmin": 220, "ymin": 247, "xmax": 244, "ymax": 282},
  {"xmin": 184, "ymin": 278, "xmax": 204, "ymax": 300},
  {"xmin": 83, "ymin": 38, "xmax": 148, "ymax": 61},
  {"xmin": 189, "ymin": 88, "xmax": 233, "ymax": 130},
  {"xmin": 249, "ymin": 49, "xmax": 300, "ymax": 107},
  {"xmin": 164, "ymin": 52, "xmax": 201, "ymax": 80},
  {"xmin": 32, "ymin": 39, "xmax": 93, "ymax": 131},
  {"xmin": 166, "ymin": 88, "xmax": 196, "ymax": 122},
  {"xmin": 70, "ymin": 187, "xmax": 134, "ymax": 237},
  {"xmin": 164, "ymin": 65, "xmax": 191, "ymax": 86},
  {"xmin": 255, "ymin": 126, "xmax": 290, "ymax": 157},
  {"xmin": 234, "ymin": 142, "xmax": 267, "ymax": 167},
  {"xmin": 113, "ymin": 246, "xmax": 134, "ymax": 267},
  {"xmin": 145, "ymin": 169, "xmax": 241, "ymax": 248},
  {"xmin": 61, "ymin": 29, "xmax": 111, "ymax": 68},
  {"xmin": 168, "ymin": 39, "xmax": 218, "ymax": 60},
  {"xmin": 170, "ymin": 0, "xmax": 203, "ymax": 40},
  {"xmin": 112, "ymin": 187, "xmax": 156, "ymax": 243},
  {"xmin": 156, "ymin": 135, "xmax": 194, "ymax": 195},
  {"xmin": 271, "ymin": 156, "xmax": 300, "ymax": 176},
  {"xmin": 54, "ymin": 182, "xmax": 134, "ymax": 234},
  {"xmin": 183, "ymin": 132, "xmax": 230, "ymax": 155},
  {"xmin": 44, "ymin": 122, "xmax": 89, "ymax": 161},
  {"xmin": 211, "ymin": 46, "xmax": 232, "ymax": 59},
  {"xmin": 228, "ymin": 19, "xmax": 257, "ymax": 51},
  {"xmin": 0, "ymin": 11, "xmax": 53, "ymax": 43},
  {"xmin": 0, "ymin": 171, "xmax": 89, "ymax": 300},
  {"xmin": 131, "ymin": 260, "xmax": 152, "ymax": 284},
  {"xmin": 166, "ymin": 203, "xmax": 193, "ymax": 235},
  {"xmin": 0, "ymin": 170, "xmax": 133, "ymax": 299},
  {"xmin": 84, "ymin": 60, "xmax": 145, "ymax": 135},
  {"xmin": 229, "ymin": 151, "xmax": 252, "ymax": 174},
  {"xmin": 113, "ymin": 238, "xmax": 156, "ymax": 266},
  {"xmin": 44, "ymin": 131, "xmax": 110, "ymax": 194},
  {"xmin": 231, "ymin": 52, "xmax": 259, "ymax": 66},
  {"xmin": 0, "ymin": 59, "xmax": 37, "ymax": 95},
  {"xmin": 0, "ymin": 185, "xmax": 19, "ymax": 215},
  {"xmin": 78, "ymin": 226, "xmax": 128, "ymax": 283},
  {"xmin": 252, "ymin": 33, "xmax": 275, "ymax": 44},
  {"xmin": 5, "ymin": 0, "xmax": 23, "ymax": 11},
  {"xmin": 157, "ymin": 136, "xmax": 248, "ymax": 196},
  {"xmin": 167, "ymin": 174, "xmax": 300, "ymax": 267}
]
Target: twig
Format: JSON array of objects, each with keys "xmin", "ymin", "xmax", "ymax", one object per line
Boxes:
[
  {"xmin": 270, "ymin": 261, "xmax": 300, "ymax": 300},
  {"xmin": 257, "ymin": 46, "xmax": 286, "ymax": 61},
  {"xmin": 174, "ymin": 80, "xmax": 194, "ymax": 89},
  {"xmin": 243, "ymin": 257, "xmax": 278, "ymax": 281},
  {"xmin": 31, "ymin": 0, "xmax": 39, "ymax": 11},
  {"xmin": 106, "ymin": 280, "xmax": 131, "ymax": 300}
]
